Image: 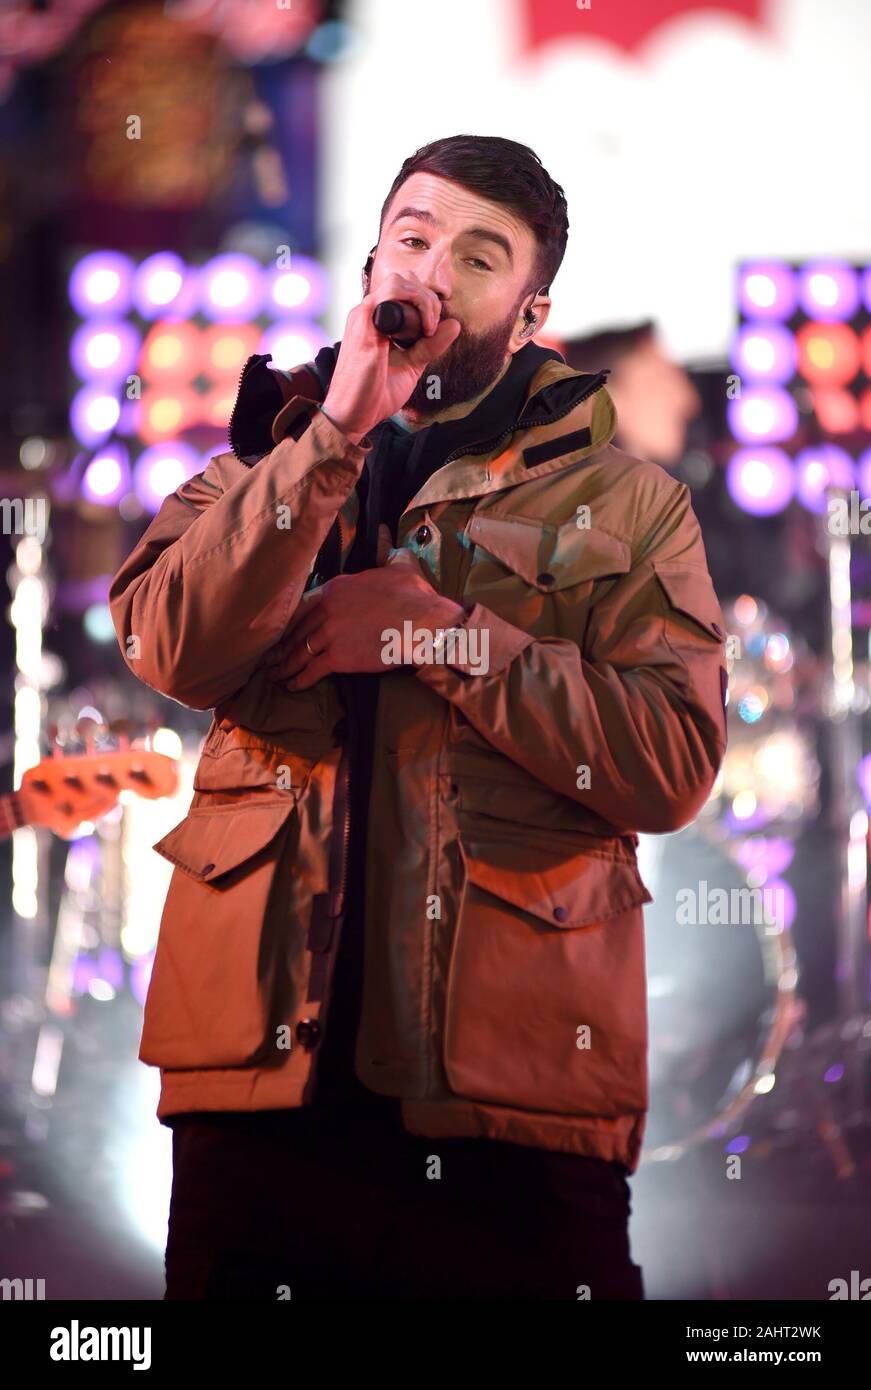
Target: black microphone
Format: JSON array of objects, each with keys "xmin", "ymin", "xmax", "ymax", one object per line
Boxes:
[{"xmin": 372, "ymin": 300, "xmax": 423, "ymax": 348}]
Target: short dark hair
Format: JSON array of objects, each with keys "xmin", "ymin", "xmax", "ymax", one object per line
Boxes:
[
  {"xmin": 563, "ymin": 321, "xmax": 656, "ymax": 375},
  {"xmin": 378, "ymin": 134, "xmax": 569, "ymax": 296}
]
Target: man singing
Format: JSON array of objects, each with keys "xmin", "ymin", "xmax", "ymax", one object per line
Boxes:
[{"xmin": 110, "ymin": 134, "xmax": 728, "ymax": 1301}]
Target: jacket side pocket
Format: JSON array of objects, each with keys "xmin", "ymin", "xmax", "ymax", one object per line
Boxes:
[
  {"xmin": 140, "ymin": 797, "xmax": 297, "ymax": 1069},
  {"xmin": 442, "ymin": 836, "xmax": 651, "ymax": 1118}
]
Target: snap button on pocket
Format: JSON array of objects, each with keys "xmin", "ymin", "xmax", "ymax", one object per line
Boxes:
[
  {"xmin": 536, "ymin": 571, "xmax": 555, "ymax": 588},
  {"xmin": 415, "ymin": 524, "xmax": 432, "ymax": 545},
  {"xmin": 202, "ymin": 862, "xmax": 215, "ymax": 875},
  {"xmin": 553, "ymin": 905, "xmax": 568, "ymax": 923}
]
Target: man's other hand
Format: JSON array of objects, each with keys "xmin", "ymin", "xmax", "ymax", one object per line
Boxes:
[{"xmin": 262, "ymin": 527, "xmax": 465, "ymax": 689}]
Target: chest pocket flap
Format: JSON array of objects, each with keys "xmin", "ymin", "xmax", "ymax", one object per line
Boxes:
[
  {"xmin": 652, "ymin": 561, "xmax": 725, "ymax": 641},
  {"xmin": 468, "ymin": 513, "xmax": 631, "ymax": 592}
]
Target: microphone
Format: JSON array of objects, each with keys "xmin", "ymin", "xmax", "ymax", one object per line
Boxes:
[{"xmin": 372, "ymin": 300, "xmax": 423, "ymax": 348}]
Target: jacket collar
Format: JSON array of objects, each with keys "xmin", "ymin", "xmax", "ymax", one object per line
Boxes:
[{"xmin": 227, "ymin": 341, "xmax": 618, "ymax": 505}]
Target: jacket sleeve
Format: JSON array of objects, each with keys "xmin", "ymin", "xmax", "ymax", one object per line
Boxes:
[
  {"xmin": 108, "ymin": 401, "xmax": 371, "ymax": 710},
  {"xmin": 413, "ymin": 482, "xmax": 728, "ymax": 834}
]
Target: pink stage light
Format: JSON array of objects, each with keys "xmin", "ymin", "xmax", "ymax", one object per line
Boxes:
[
  {"xmin": 728, "ymin": 386, "xmax": 799, "ymax": 445},
  {"xmin": 795, "ymin": 445, "xmax": 855, "ymax": 514},
  {"xmin": 737, "ymin": 262, "xmax": 797, "ymax": 321},
  {"xmin": 812, "ymin": 388, "xmax": 861, "ymax": 434},
  {"xmin": 132, "ymin": 252, "xmax": 196, "ymax": 319},
  {"xmin": 82, "ymin": 443, "xmax": 130, "ymax": 506},
  {"xmin": 259, "ymin": 321, "xmax": 329, "ymax": 371},
  {"xmin": 797, "ymin": 261, "xmax": 860, "ymax": 322},
  {"xmin": 726, "ymin": 447, "xmax": 795, "ymax": 516},
  {"xmin": 70, "ymin": 384, "xmax": 122, "ymax": 447},
  {"xmin": 199, "ymin": 254, "xmax": 265, "ymax": 321},
  {"xmin": 69, "ymin": 251, "xmax": 134, "ymax": 317},
  {"xmin": 70, "ymin": 320, "xmax": 141, "ymax": 382},
  {"xmin": 731, "ymin": 323, "xmax": 797, "ymax": 386},
  {"xmin": 133, "ymin": 442, "xmax": 200, "ymax": 514},
  {"xmin": 266, "ymin": 256, "xmax": 329, "ymax": 318}
]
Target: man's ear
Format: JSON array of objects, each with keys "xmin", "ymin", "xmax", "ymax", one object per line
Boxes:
[
  {"xmin": 510, "ymin": 285, "xmax": 552, "ymax": 352},
  {"xmin": 361, "ymin": 245, "xmax": 377, "ymax": 297}
]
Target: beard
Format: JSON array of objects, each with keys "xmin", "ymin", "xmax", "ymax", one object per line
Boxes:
[{"xmin": 402, "ymin": 297, "xmax": 524, "ymax": 418}]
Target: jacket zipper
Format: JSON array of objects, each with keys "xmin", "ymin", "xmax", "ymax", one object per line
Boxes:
[
  {"xmin": 336, "ymin": 508, "xmax": 348, "ymax": 564},
  {"xmin": 227, "ymin": 352, "xmax": 270, "ymax": 463},
  {"xmin": 332, "ymin": 739, "xmax": 352, "ymax": 921}
]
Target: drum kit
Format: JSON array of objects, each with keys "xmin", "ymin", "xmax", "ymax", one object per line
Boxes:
[{"xmin": 641, "ymin": 580, "xmax": 871, "ymax": 1166}]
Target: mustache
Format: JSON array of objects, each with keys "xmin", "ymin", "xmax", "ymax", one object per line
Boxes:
[{"xmin": 439, "ymin": 306, "xmax": 463, "ymax": 330}]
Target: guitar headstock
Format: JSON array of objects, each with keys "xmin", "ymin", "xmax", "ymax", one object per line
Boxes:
[{"xmin": 17, "ymin": 737, "xmax": 179, "ymax": 839}]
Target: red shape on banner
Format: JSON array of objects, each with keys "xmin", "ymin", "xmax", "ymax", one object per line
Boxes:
[{"xmin": 521, "ymin": 0, "xmax": 770, "ymax": 56}]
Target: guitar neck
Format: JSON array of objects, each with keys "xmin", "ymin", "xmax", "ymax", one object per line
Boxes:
[{"xmin": 0, "ymin": 791, "xmax": 26, "ymax": 839}]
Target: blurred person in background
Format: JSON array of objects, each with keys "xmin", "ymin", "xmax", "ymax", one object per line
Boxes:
[
  {"xmin": 563, "ymin": 322, "xmax": 702, "ymax": 470},
  {"xmin": 110, "ymin": 134, "xmax": 727, "ymax": 1301}
]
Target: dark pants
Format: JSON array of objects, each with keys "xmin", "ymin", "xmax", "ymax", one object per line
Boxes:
[{"xmin": 163, "ymin": 1108, "xmax": 644, "ymax": 1300}]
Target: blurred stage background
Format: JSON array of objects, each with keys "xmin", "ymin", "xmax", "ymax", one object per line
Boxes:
[{"xmin": 0, "ymin": 0, "xmax": 870, "ymax": 1300}]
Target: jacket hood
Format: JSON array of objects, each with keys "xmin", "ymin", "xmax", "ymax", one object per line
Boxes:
[{"xmin": 227, "ymin": 341, "xmax": 613, "ymax": 467}]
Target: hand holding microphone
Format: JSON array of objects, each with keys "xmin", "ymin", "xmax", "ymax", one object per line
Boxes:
[
  {"xmin": 371, "ymin": 299, "xmax": 423, "ymax": 348},
  {"xmin": 320, "ymin": 273, "xmax": 461, "ymax": 445}
]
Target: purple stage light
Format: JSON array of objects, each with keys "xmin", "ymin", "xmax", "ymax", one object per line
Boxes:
[
  {"xmin": 81, "ymin": 442, "xmax": 130, "ymax": 505},
  {"xmin": 266, "ymin": 255, "xmax": 329, "ymax": 318},
  {"xmin": 133, "ymin": 442, "xmax": 200, "ymax": 513},
  {"xmin": 726, "ymin": 447, "xmax": 795, "ymax": 515},
  {"xmin": 857, "ymin": 446, "xmax": 871, "ymax": 500},
  {"xmin": 70, "ymin": 383, "xmax": 122, "ymax": 447},
  {"xmin": 95, "ymin": 947, "xmax": 125, "ymax": 992},
  {"xmin": 725, "ymin": 1135, "xmax": 751, "ymax": 1154},
  {"xmin": 132, "ymin": 252, "xmax": 196, "ymax": 319},
  {"xmin": 728, "ymin": 386, "xmax": 799, "ymax": 444},
  {"xmin": 70, "ymin": 320, "xmax": 141, "ymax": 382},
  {"xmin": 259, "ymin": 321, "xmax": 329, "ymax": 371},
  {"xmin": 735, "ymin": 837, "xmax": 795, "ymax": 878},
  {"xmin": 72, "ymin": 954, "xmax": 97, "ymax": 995},
  {"xmin": 199, "ymin": 254, "xmax": 264, "ymax": 321},
  {"xmin": 199, "ymin": 437, "xmax": 230, "ymax": 472},
  {"xmin": 797, "ymin": 261, "xmax": 860, "ymax": 321},
  {"xmin": 857, "ymin": 753, "xmax": 871, "ymax": 810},
  {"xmin": 737, "ymin": 262, "xmax": 797, "ymax": 321},
  {"xmin": 761, "ymin": 877, "xmax": 796, "ymax": 931},
  {"xmin": 795, "ymin": 445, "xmax": 855, "ymax": 514},
  {"xmin": 730, "ymin": 323, "xmax": 796, "ymax": 385},
  {"xmin": 69, "ymin": 251, "xmax": 134, "ymax": 317}
]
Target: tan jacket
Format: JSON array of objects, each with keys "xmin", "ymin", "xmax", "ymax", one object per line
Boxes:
[{"xmin": 109, "ymin": 350, "xmax": 728, "ymax": 1174}]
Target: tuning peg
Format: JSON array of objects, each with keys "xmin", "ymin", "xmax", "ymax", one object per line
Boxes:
[
  {"xmin": 107, "ymin": 718, "xmax": 135, "ymax": 750},
  {"xmin": 75, "ymin": 715, "xmax": 102, "ymax": 755},
  {"xmin": 142, "ymin": 713, "xmax": 161, "ymax": 750}
]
